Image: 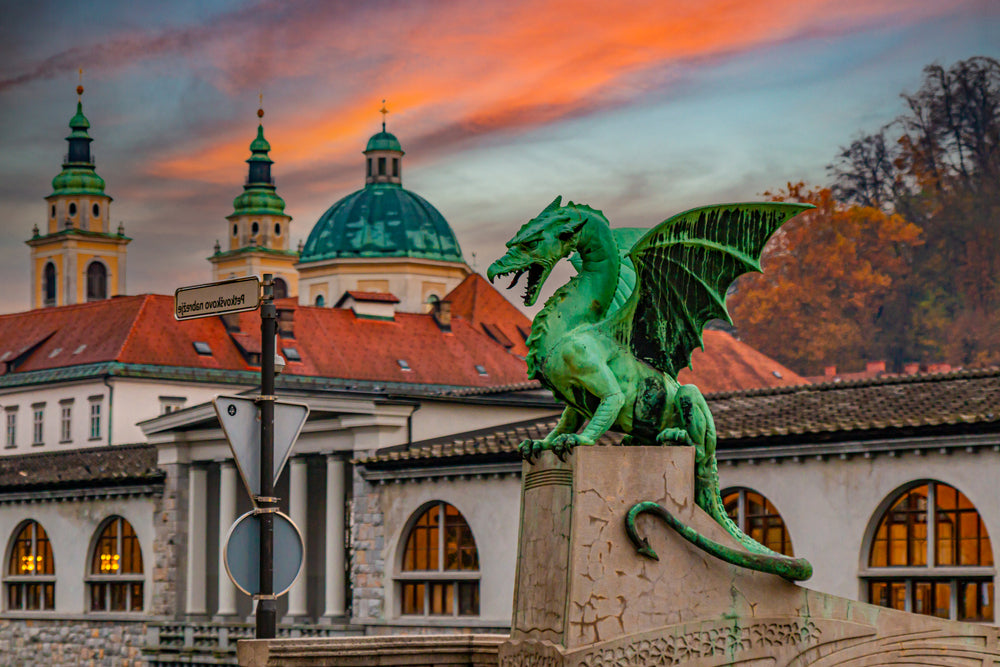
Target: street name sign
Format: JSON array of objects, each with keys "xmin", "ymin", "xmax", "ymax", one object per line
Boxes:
[
  {"xmin": 213, "ymin": 395, "xmax": 310, "ymax": 498},
  {"xmin": 223, "ymin": 510, "xmax": 303, "ymax": 597},
  {"xmin": 174, "ymin": 276, "xmax": 260, "ymax": 320}
]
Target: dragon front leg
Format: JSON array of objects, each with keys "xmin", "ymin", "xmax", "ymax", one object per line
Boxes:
[{"xmin": 520, "ymin": 406, "xmax": 584, "ymax": 463}]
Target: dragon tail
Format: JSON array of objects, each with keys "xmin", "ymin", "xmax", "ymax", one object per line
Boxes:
[{"xmin": 624, "ymin": 442, "xmax": 813, "ymax": 582}]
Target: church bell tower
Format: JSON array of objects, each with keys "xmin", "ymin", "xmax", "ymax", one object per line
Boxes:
[{"xmin": 27, "ymin": 82, "xmax": 129, "ymax": 309}]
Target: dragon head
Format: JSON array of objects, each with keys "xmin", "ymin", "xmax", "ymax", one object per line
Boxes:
[{"xmin": 487, "ymin": 196, "xmax": 591, "ymax": 307}]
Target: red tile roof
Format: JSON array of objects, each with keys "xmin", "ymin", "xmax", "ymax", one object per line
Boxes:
[
  {"xmin": 0, "ymin": 295, "xmax": 801, "ymax": 394},
  {"xmin": 444, "ymin": 274, "xmax": 531, "ymax": 357},
  {"xmin": 0, "ymin": 295, "xmax": 530, "ymax": 389},
  {"xmin": 679, "ymin": 330, "xmax": 806, "ymax": 392}
]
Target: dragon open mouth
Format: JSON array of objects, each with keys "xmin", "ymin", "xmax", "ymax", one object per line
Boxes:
[{"xmin": 489, "ymin": 262, "xmax": 549, "ymax": 307}]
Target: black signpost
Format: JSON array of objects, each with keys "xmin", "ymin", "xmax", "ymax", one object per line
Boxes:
[
  {"xmin": 177, "ymin": 272, "xmax": 310, "ymax": 641},
  {"xmin": 256, "ymin": 273, "xmax": 277, "ymax": 638}
]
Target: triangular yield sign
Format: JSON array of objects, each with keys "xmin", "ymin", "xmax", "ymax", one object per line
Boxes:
[{"xmin": 213, "ymin": 396, "xmax": 310, "ymax": 499}]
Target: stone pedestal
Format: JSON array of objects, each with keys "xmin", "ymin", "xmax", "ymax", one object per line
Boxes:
[{"xmin": 500, "ymin": 446, "xmax": 1000, "ymax": 666}]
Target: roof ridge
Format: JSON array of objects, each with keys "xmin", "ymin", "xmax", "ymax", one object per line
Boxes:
[
  {"xmin": 0, "ymin": 293, "xmax": 146, "ymax": 320},
  {"xmin": 0, "ymin": 442, "xmax": 155, "ymax": 465},
  {"xmin": 706, "ymin": 365, "xmax": 1000, "ymax": 399},
  {"xmin": 115, "ymin": 294, "xmax": 153, "ymax": 361}
]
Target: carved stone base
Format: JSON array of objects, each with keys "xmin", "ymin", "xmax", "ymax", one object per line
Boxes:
[{"xmin": 503, "ymin": 447, "xmax": 1000, "ymax": 666}]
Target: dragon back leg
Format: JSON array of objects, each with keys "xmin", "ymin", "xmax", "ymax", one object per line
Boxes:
[{"xmin": 668, "ymin": 385, "xmax": 780, "ymax": 557}]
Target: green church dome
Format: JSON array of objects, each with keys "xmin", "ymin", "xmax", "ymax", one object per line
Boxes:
[
  {"xmin": 300, "ymin": 183, "xmax": 464, "ymax": 263},
  {"xmin": 300, "ymin": 129, "xmax": 464, "ymax": 264}
]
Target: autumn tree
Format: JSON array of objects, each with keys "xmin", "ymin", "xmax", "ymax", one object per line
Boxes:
[
  {"xmin": 827, "ymin": 57, "xmax": 1000, "ymax": 368},
  {"xmin": 728, "ymin": 183, "xmax": 922, "ymax": 375}
]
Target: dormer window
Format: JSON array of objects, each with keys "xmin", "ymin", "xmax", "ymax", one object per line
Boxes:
[
  {"xmin": 475, "ymin": 365, "xmax": 488, "ymax": 377},
  {"xmin": 192, "ymin": 341, "xmax": 212, "ymax": 356},
  {"xmin": 283, "ymin": 347, "xmax": 301, "ymax": 362},
  {"xmin": 397, "ymin": 359, "xmax": 411, "ymax": 372}
]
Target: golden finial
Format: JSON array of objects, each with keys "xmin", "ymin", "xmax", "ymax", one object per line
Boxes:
[
  {"xmin": 257, "ymin": 90, "xmax": 264, "ymax": 119},
  {"xmin": 76, "ymin": 68, "xmax": 84, "ymax": 97},
  {"xmin": 379, "ymin": 99, "xmax": 388, "ymax": 131}
]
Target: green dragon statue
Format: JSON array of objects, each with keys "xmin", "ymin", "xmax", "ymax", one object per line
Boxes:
[{"xmin": 487, "ymin": 197, "xmax": 814, "ymax": 581}]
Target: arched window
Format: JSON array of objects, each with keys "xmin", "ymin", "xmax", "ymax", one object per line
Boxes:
[
  {"xmin": 273, "ymin": 277, "xmax": 288, "ymax": 299},
  {"xmin": 314, "ymin": 294, "xmax": 325, "ymax": 307},
  {"xmin": 5, "ymin": 520, "xmax": 55, "ymax": 610},
  {"xmin": 43, "ymin": 262, "xmax": 57, "ymax": 307},
  {"xmin": 88, "ymin": 517, "xmax": 143, "ymax": 612},
  {"xmin": 86, "ymin": 262, "xmax": 107, "ymax": 301},
  {"xmin": 398, "ymin": 502, "xmax": 479, "ymax": 616},
  {"xmin": 865, "ymin": 482, "xmax": 993, "ymax": 622},
  {"xmin": 722, "ymin": 487, "xmax": 794, "ymax": 556}
]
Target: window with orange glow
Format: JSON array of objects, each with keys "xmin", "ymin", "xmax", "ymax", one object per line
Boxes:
[
  {"xmin": 865, "ymin": 482, "xmax": 993, "ymax": 622},
  {"xmin": 5, "ymin": 520, "xmax": 55, "ymax": 610},
  {"xmin": 722, "ymin": 488, "xmax": 795, "ymax": 556},
  {"xmin": 87, "ymin": 516, "xmax": 143, "ymax": 612},
  {"xmin": 398, "ymin": 502, "xmax": 479, "ymax": 617}
]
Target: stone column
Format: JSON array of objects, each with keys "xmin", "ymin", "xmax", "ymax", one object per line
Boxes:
[
  {"xmin": 216, "ymin": 461, "xmax": 238, "ymax": 617},
  {"xmin": 185, "ymin": 465, "xmax": 207, "ymax": 615},
  {"xmin": 323, "ymin": 455, "xmax": 347, "ymax": 618},
  {"xmin": 285, "ymin": 457, "xmax": 309, "ymax": 618}
]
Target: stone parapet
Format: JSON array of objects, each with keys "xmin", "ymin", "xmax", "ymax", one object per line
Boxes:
[
  {"xmin": 0, "ymin": 618, "xmax": 146, "ymax": 666},
  {"xmin": 502, "ymin": 446, "xmax": 1000, "ymax": 666},
  {"xmin": 237, "ymin": 633, "xmax": 506, "ymax": 666}
]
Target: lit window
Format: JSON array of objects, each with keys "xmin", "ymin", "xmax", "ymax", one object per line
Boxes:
[
  {"xmin": 31, "ymin": 405, "xmax": 43, "ymax": 446},
  {"xmin": 865, "ymin": 482, "xmax": 993, "ymax": 622},
  {"xmin": 193, "ymin": 341, "xmax": 212, "ymax": 356},
  {"xmin": 722, "ymin": 488, "xmax": 794, "ymax": 556},
  {"xmin": 88, "ymin": 517, "xmax": 143, "ymax": 612},
  {"xmin": 89, "ymin": 401, "xmax": 101, "ymax": 440},
  {"xmin": 283, "ymin": 347, "xmax": 301, "ymax": 362},
  {"xmin": 399, "ymin": 502, "xmax": 479, "ymax": 617},
  {"xmin": 5, "ymin": 520, "xmax": 55, "ymax": 610},
  {"xmin": 5, "ymin": 409, "xmax": 16, "ymax": 448},
  {"xmin": 59, "ymin": 402, "xmax": 72, "ymax": 443},
  {"xmin": 397, "ymin": 359, "xmax": 411, "ymax": 371}
]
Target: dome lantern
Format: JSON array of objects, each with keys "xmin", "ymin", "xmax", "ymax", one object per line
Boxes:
[{"xmin": 364, "ymin": 101, "xmax": 404, "ymax": 186}]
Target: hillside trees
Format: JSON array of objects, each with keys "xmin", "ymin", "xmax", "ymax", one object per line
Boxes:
[
  {"xmin": 732, "ymin": 57, "xmax": 1000, "ymax": 373},
  {"xmin": 728, "ymin": 184, "xmax": 921, "ymax": 374}
]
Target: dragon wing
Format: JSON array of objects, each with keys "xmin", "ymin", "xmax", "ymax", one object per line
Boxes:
[{"xmin": 606, "ymin": 202, "xmax": 812, "ymax": 378}]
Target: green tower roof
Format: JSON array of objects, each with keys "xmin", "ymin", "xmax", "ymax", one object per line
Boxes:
[
  {"xmin": 50, "ymin": 97, "xmax": 108, "ymax": 198},
  {"xmin": 230, "ymin": 123, "xmax": 286, "ymax": 218},
  {"xmin": 365, "ymin": 131, "xmax": 403, "ymax": 153}
]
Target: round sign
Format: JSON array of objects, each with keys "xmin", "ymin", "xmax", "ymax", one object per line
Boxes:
[{"xmin": 223, "ymin": 510, "xmax": 304, "ymax": 597}]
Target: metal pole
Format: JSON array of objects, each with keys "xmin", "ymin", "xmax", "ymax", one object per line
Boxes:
[{"xmin": 256, "ymin": 274, "xmax": 277, "ymax": 638}]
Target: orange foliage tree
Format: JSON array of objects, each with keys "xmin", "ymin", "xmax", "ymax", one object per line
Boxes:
[{"xmin": 728, "ymin": 183, "xmax": 922, "ymax": 376}]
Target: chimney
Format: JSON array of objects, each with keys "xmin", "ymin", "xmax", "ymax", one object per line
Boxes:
[
  {"xmin": 432, "ymin": 300, "xmax": 452, "ymax": 332},
  {"xmin": 824, "ymin": 365, "xmax": 837, "ymax": 378},
  {"xmin": 865, "ymin": 360, "xmax": 886, "ymax": 375},
  {"xmin": 277, "ymin": 306, "xmax": 295, "ymax": 338}
]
